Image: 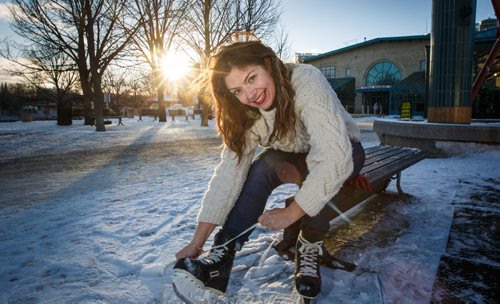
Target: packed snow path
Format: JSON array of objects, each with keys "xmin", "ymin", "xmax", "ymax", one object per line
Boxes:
[{"xmin": 1, "ymin": 136, "xmax": 223, "ymax": 303}]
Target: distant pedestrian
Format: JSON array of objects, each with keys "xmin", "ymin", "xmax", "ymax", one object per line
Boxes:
[
  {"xmin": 373, "ymin": 102, "xmax": 380, "ymax": 115},
  {"xmin": 117, "ymin": 117, "xmax": 124, "ymax": 126},
  {"xmin": 184, "ymin": 107, "xmax": 193, "ymax": 122}
]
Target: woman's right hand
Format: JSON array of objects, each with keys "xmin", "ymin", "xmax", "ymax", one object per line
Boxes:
[
  {"xmin": 175, "ymin": 243, "xmax": 202, "ymax": 260},
  {"xmin": 175, "ymin": 222, "xmax": 217, "ymax": 260}
]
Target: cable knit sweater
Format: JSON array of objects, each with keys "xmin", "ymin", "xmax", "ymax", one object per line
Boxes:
[{"xmin": 198, "ymin": 64, "xmax": 361, "ymax": 225}]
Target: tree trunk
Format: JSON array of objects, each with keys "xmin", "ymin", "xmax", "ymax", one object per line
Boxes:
[
  {"xmin": 78, "ymin": 64, "xmax": 93, "ymax": 125},
  {"xmin": 57, "ymin": 99, "xmax": 73, "ymax": 125},
  {"xmin": 83, "ymin": 99, "xmax": 93, "ymax": 125},
  {"xmin": 158, "ymin": 85, "xmax": 166, "ymax": 122},
  {"xmin": 200, "ymin": 0, "xmax": 211, "ymax": 127},
  {"xmin": 82, "ymin": 84, "xmax": 93, "ymax": 125},
  {"xmin": 93, "ymin": 76, "xmax": 106, "ymax": 132},
  {"xmin": 199, "ymin": 92, "xmax": 209, "ymax": 127}
]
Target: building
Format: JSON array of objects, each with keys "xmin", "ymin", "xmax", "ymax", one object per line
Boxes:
[
  {"xmin": 304, "ymin": 35, "xmax": 429, "ymax": 116},
  {"xmin": 303, "ymin": 20, "xmax": 499, "ymax": 118},
  {"xmin": 479, "ymin": 18, "xmax": 497, "ymax": 31},
  {"xmin": 295, "ymin": 53, "xmax": 320, "ymax": 63}
]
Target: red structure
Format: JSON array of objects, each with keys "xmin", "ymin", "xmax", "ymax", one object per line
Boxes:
[{"xmin": 472, "ymin": 0, "xmax": 500, "ymax": 101}]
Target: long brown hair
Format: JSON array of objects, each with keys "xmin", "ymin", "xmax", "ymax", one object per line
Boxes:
[{"xmin": 210, "ymin": 41, "xmax": 296, "ymax": 162}]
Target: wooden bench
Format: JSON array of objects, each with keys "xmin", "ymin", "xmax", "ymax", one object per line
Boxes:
[
  {"xmin": 274, "ymin": 145, "xmax": 427, "ymax": 268},
  {"xmin": 331, "ymin": 144, "xmax": 427, "ymax": 216}
]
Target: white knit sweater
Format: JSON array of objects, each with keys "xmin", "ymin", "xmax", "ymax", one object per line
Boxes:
[{"xmin": 198, "ymin": 64, "xmax": 361, "ymax": 225}]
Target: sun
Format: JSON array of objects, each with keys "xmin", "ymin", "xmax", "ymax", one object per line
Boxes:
[{"xmin": 161, "ymin": 51, "xmax": 191, "ymax": 81}]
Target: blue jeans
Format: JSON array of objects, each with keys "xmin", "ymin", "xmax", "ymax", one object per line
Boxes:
[{"xmin": 222, "ymin": 142, "xmax": 366, "ymax": 243}]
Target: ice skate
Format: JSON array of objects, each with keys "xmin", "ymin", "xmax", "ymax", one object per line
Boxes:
[
  {"xmin": 275, "ymin": 239, "xmax": 356, "ymax": 272},
  {"xmin": 173, "ymin": 230, "xmax": 241, "ymax": 303},
  {"xmin": 295, "ymin": 232, "xmax": 322, "ymax": 302}
]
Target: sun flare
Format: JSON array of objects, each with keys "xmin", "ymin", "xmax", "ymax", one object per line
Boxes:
[{"xmin": 161, "ymin": 51, "xmax": 191, "ymax": 81}]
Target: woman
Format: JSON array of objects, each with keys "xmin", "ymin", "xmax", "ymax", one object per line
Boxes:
[{"xmin": 173, "ymin": 40, "xmax": 364, "ymax": 302}]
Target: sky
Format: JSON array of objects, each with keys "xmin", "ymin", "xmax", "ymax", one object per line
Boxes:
[
  {"xmin": 0, "ymin": 0, "xmax": 497, "ymax": 81},
  {"xmin": 281, "ymin": 0, "xmax": 496, "ymax": 54}
]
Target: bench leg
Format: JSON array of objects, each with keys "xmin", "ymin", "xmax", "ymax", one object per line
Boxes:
[{"xmin": 395, "ymin": 173, "xmax": 404, "ymax": 195}]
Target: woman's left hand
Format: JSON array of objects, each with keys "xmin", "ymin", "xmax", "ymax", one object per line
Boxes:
[
  {"xmin": 258, "ymin": 200, "xmax": 305, "ymax": 230},
  {"xmin": 175, "ymin": 243, "xmax": 201, "ymax": 260}
]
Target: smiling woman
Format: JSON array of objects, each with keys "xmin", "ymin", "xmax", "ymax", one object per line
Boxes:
[{"xmin": 162, "ymin": 51, "xmax": 191, "ymax": 81}]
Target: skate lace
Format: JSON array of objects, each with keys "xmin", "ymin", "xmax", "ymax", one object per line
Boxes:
[
  {"xmin": 201, "ymin": 223, "xmax": 259, "ymax": 263},
  {"xmin": 297, "ymin": 234, "xmax": 323, "ymax": 278},
  {"xmin": 204, "ymin": 245, "xmax": 228, "ymax": 264}
]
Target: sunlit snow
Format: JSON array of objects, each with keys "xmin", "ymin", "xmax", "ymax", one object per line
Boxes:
[{"xmin": 1, "ymin": 116, "xmax": 498, "ymax": 303}]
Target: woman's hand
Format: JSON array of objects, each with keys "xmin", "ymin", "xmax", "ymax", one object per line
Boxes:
[
  {"xmin": 258, "ymin": 199, "xmax": 305, "ymax": 230},
  {"xmin": 175, "ymin": 243, "xmax": 202, "ymax": 260},
  {"xmin": 174, "ymin": 222, "xmax": 217, "ymax": 260}
]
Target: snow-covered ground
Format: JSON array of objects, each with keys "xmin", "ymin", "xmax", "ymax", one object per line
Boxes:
[{"xmin": 0, "ymin": 116, "xmax": 498, "ymax": 303}]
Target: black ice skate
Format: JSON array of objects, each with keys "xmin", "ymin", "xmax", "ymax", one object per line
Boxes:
[
  {"xmin": 274, "ymin": 240, "xmax": 356, "ymax": 272},
  {"xmin": 173, "ymin": 230, "xmax": 241, "ymax": 303},
  {"xmin": 295, "ymin": 232, "xmax": 323, "ymax": 302},
  {"xmin": 275, "ymin": 196, "xmax": 356, "ymax": 272}
]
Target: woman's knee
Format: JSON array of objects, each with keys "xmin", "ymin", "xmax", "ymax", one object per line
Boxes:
[
  {"xmin": 252, "ymin": 149, "xmax": 304, "ymax": 185},
  {"xmin": 352, "ymin": 142, "xmax": 365, "ymax": 176}
]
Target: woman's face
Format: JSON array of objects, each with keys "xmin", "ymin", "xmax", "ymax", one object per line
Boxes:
[{"xmin": 224, "ymin": 64, "xmax": 276, "ymax": 111}]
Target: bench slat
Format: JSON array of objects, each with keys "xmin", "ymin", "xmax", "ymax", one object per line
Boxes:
[
  {"xmin": 364, "ymin": 145, "xmax": 395, "ymax": 158},
  {"xmin": 364, "ymin": 151, "xmax": 426, "ymax": 183},
  {"xmin": 362, "ymin": 149, "xmax": 423, "ymax": 175},
  {"xmin": 363, "ymin": 145, "xmax": 415, "ymax": 163},
  {"xmin": 326, "ymin": 144, "xmax": 426, "ymax": 233},
  {"xmin": 363, "ymin": 147, "xmax": 415, "ymax": 167}
]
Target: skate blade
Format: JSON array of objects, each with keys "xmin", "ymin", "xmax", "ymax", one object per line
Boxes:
[
  {"xmin": 173, "ymin": 270, "xmax": 222, "ymax": 304},
  {"xmin": 320, "ymin": 255, "xmax": 357, "ymax": 272},
  {"xmin": 300, "ymin": 296, "xmax": 316, "ymax": 304},
  {"xmin": 324, "ymin": 259, "xmax": 357, "ymax": 271}
]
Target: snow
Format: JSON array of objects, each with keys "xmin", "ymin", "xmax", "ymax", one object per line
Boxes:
[
  {"xmin": 0, "ymin": 117, "xmax": 217, "ymax": 162},
  {"xmin": 0, "ymin": 116, "xmax": 498, "ymax": 303},
  {"xmin": 376, "ymin": 117, "xmax": 500, "ymax": 127}
]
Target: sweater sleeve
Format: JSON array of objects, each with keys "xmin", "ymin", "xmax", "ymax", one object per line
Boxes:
[
  {"xmin": 293, "ymin": 67, "xmax": 354, "ymax": 217},
  {"xmin": 197, "ymin": 133, "xmax": 258, "ymax": 225}
]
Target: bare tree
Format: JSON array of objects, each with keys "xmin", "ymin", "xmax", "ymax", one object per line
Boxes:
[
  {"xmin": 235, "ymin": 0, "xmax": 282, "ymax": 40},
  {"xmin": 102, "ymin": 70, "xmax": 130, "ymax": 114},
  {"xmin": 269, "ymin": 24, "xmax": 291, "ymax": 61},
  {"xmin": 27, "ymin": 50, "xmax": 78, "ymax": 125},
  {"xmin": 1, "ymin": 40, "xmax": 78, "ymax": 125},
  {"xmin": 184, "ymin": 0, "xmax": 235, "ymax": 63},
  {"xmin": 0, "ymin": 82, "xmax": 37, "ymax": 116},
  {"xmin": 8, "ymin": 0, "xmax": 139, "ymax": 131},
  {"xmin": 180, "ymin": 0, "xmax": 234, "ymax": 126},
  {"xmin": 129, "ymin": 0, "xmax": 189, "ymax": 122},
  {"xmin": 183, "ymin": 0, "xmax": 282, "ymax": 126},
  {"xmin": 82, "ymin": 0, "xmax": 140, "ymax": 131},
  {"xmin": 127, "ymin": 77, "xmax": 150, "ymax": 111}
]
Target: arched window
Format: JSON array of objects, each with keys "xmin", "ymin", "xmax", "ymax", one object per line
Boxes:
[{"xmin": 365, "ymin": 61, "xmax": 401, "ymax": 86}]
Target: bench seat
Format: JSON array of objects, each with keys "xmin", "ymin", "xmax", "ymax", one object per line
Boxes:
[
  {"xmin": 273, "ymin": 145, "xmax": 427, "ymax": 265},
  {"xmin": 330, "ymin": 145, "xmax": 427, "ymax": 216}
]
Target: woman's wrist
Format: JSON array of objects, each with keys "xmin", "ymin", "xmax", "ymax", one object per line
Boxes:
[
  {"xmin": 188, "ymin": 222, "xmax": 217, "ymax": 252},
  {"xmin": 287, "ymin": 199, "xmax": 306, "ymax": 220},
  {"xmin": 189, "ymin": 241, "xmax": 203, "ymax": 251}
]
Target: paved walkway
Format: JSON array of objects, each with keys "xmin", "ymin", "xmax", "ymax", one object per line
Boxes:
[{"xmin": 431, "ymin": 177, "xmax": 499, "ymax": 302}]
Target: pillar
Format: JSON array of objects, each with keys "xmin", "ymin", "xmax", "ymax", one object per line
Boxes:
[{"xmin": 428, "ymin": 0, "xmax": 476, "ymax": 123}]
